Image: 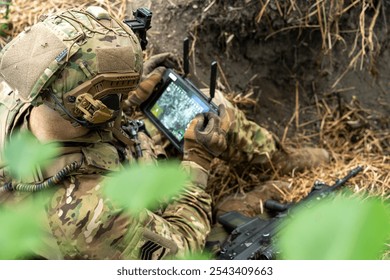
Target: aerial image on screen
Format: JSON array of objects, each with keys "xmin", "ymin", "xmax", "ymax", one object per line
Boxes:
[{"xmin": 150, "ymin": 81, "xmax": 210, "ymax": 141}]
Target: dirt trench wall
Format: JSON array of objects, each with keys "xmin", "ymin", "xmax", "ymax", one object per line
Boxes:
[{"xmin": 184, "ymin": 0, "xmax": 390, "ymax": 136}]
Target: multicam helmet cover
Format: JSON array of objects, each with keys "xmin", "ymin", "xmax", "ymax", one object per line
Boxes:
[{"xmin": 0, "ymin": 6, "xmax": 143, "ymax": 127}]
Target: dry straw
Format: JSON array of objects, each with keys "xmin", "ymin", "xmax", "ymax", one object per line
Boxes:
[
  {"xmin": 208, "ymin": 92, "xmax": 389, "ymax": 213},
  {"xmin": 0, "ymin": 0, "xmax": 127, "ymax": 46},
  {"xmin": 257, "ymin": 0, "xmax": 383, "ymax": 87}
]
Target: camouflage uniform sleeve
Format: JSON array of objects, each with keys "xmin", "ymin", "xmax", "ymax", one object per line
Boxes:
[
  {"xmin": 125, "ymin": 160, "xmax": 212, "ymax": 259},
  {"xmin": 210, "ymin": 89, "xmax": 277, "ymax": 164},
  {"xmin": 221, "ymin": 105, "xmax": 277, "ymax": 164},
  {"xmin": 48, "ymin": 161, "xmax": 211, "ymax": 260},
  {"xmin": 140, "ymin": 88, "xmax": 277, "ymax": 165}
]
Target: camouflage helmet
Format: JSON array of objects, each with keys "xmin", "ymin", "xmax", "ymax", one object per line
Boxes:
[{"xmin": 0, "ymin": 6, "xmax": 143, "ymax": 127}]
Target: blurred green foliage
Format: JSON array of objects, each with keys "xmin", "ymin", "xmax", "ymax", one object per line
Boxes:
[
  {"xmin": 175, "ymin": 251, "xmax": 213, "ymax": 260},
  {"xmin": 0, "ymin": 131, "xmax": 58, "ymax": 259},
  {"xmin": 103, "ymin": 161, "xmax": 189, "ymax": 214},
  {"xmin": 2, "ymin": 131, "xmax": 60, "ymax": 179},
  {"xmin": 0, "ymin": 193, "xmax": 48, "ymax": 260},
  {"xmin": 277, "ymin": 195, "xmax": 390, "ymax": 259},
  {"xmin": 0, "ymin": 1, "xmax": 11, "ymax": 37}
]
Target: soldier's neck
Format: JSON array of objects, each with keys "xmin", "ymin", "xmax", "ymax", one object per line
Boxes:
[{"xmin": 29, "ymin": 104, "xmax": 90, "ymax": 142}]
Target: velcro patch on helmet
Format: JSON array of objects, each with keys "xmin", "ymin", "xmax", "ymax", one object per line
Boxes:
[
  {"xmin": 96, "ymin": 46, "xmax": 137, "ymax": 74},
  {"xmin": 0, "ymin": 23, "xmax": 67, "ymax": 101},
  {"xmin": 86, "ymin": 6, "xmax": 110, "ymax": 20}
]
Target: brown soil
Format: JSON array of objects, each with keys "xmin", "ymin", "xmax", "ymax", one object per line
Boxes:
[{"xmin": 131, "ymin": 0, "xmax": 389, "ymax": 134}]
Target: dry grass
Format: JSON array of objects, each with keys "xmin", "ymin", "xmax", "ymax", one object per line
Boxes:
[
  {"xmin": 257, "ymin": 0, "xmax": 384, "ymax": 86},
  {"xmin": 0, "ymin": 0, "xmax": 127, "ymax": 47},
  {"xmin": 291, "ymin": 94, "xmax": 389, "ymax": 198},
  {"xmin": 3, "ymin": 0, "xmax": 382, "ymax": 75},
  {"xmin": 207, "ymin": 92, "xmax": 389, "ymax": 211}
]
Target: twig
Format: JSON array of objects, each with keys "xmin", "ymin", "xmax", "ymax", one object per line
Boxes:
[
  {"xmin": 295, "ymin": 80, "xmax": 300, "ymax": 130},
  {"xmin": 203, "ymin": 0, "xmax": 216, "ymax": 13}
]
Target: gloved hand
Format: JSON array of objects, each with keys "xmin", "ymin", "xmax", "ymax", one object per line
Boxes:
[
  {"xmin": 142, "ymin": 52, "xmax": 179, "ymax": 77},
  {"xmin": 127, "ymin": 66, "xmax": 165, "ymax": 106},
  {"xmin": 126, "ymin": 53, "xmax": 179, "ymax": 107},
  {"xmin": 183, "ymin": 105, "xmax": 230, "ymax": 170}
]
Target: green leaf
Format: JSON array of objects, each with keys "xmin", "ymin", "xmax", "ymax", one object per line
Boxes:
[
  {"xmin": 175, "ymin": 251, "xmax": 213, "ymax": 260},
  {"xmin": 277, "ymin": 195, "xmax": 390, "ymax": 259},
  {"xmin": 2, "ymin": 131, "xmax": 60, "ymax": 179},
  {"xmin": 0, "ymin": 197, "xmax": 47, "ymax": 259},
  {"xmin": 103, "ymin": 161, "xmax": 189, "ymax": 214},
  {"xmin": 0, "ymin": 23, "xmax": 9, "ymax": 37}
]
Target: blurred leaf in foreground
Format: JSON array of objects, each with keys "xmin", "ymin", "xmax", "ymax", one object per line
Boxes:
[
  {"xmin": 103, "ymin": 161, "xmax": 189, "ymax": 214},
  {"xmin": 2, "ymin": 131, "xmax": 60, "ymax": 179},
  {"xmin": 277, "ymin": 195, "xmax": 390, "ymax": 259},
  {"xmin": 175, "ymin": 251, "xmax": 213, "ymax": 260},
  {"xmin": 0, "ymin": 197, "xmax": 47, "ymax": 259}
]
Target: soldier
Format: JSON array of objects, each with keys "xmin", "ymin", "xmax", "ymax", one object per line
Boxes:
[{"xmin": 0, "ymin": 7, "xmax": 328, "ymax": 259}]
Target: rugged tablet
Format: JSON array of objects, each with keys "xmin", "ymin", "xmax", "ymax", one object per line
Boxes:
[{"xmin": 141, "ymin": 69, "xmax": 218, "ymax": 151}]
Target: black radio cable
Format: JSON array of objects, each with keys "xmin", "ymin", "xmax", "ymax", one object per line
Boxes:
[{"xmin": 0, "ymin": 160, "xmax": 82, "ymax": 194}]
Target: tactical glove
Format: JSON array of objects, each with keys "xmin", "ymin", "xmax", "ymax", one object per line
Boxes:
[
  {"xmin": 183, "ymin": 105, "xmax": 229, "ymax": 170},
  {"xmin": 142, "ymin": 52, "xmax": 179, "ymax": 77},
  {"xmin": 126, "ymin": 66, "xmax": 165, "ymax": 107},
  {"xmin": 126, "ymin": 53, "xmax": 179, "ymax": 107}
]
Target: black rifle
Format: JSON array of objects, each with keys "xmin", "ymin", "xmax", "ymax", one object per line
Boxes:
[
  {"xmin": 217, "ymin": 166, "xmax": 364, "ymax": 260},
  {"xmin": 123, "ymin": 7, "xmax": 152, "ymax": 50}
]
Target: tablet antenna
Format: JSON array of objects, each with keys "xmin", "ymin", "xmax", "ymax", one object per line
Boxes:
[
  {"xmin": 209, "ymin": 61, "xmax": 217, "ymax": 103},
  {"xmin": 183, "ymin": 37, "xmax": 190, "ymax": 78}
]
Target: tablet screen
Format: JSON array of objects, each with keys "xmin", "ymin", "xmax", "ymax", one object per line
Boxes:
[
  {"xmin": 141, "ymin": 70, "xmax": 218, "ymax": 151},
  {"xmin": 149, "ymin": 77, "xmax": 211, "ymax": 142}
]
